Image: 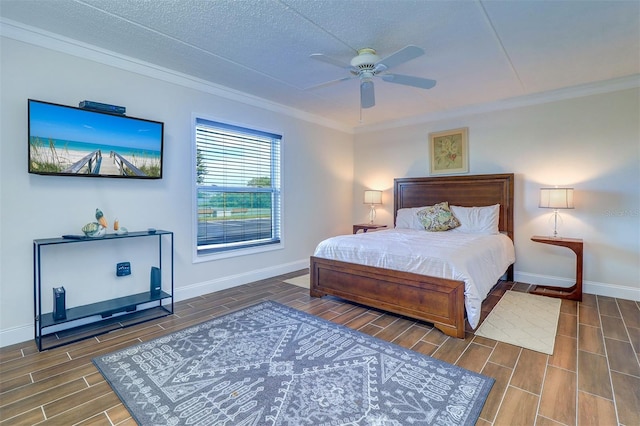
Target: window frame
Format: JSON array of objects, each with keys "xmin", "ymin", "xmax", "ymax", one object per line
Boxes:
[{"xmin": 192, "ymin": 114, "xmax": 284, "ymax": 262}]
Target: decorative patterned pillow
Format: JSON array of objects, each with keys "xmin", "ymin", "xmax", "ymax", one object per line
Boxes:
[{"xmin": 417, "ymin": 202, "xmax": 461, "ymax": 232}]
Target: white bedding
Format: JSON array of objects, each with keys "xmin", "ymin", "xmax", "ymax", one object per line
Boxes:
[{"xmin": 313, "ymin": 228, "xmax": 515, "ymax": 329}]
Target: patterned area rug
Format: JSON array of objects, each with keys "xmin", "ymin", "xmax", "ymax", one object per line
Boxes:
[
  {"xmin": 94, "ymin": 301, "xmax": 494, "ymax": 425},
  {"xmin": 283, "ymin": 274, "xmax": 310, "ymax": 288},
  {"xmin": 474, "ymin": 291, "xmax": 561, "ymax": 354}
]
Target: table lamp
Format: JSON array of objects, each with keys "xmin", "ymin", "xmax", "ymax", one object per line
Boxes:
[
  {"xmin": 539, "ymin": 187, "xmax": 574, "ymax": 237},
  {"xmin": 364, "ymin": 190, "xmax": 382, "ymax": 224}
]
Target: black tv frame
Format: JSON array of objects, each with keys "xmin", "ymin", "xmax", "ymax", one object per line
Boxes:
[{"xmin": 28, "ymin": 99, "xmax": 164, "ymax": 179}]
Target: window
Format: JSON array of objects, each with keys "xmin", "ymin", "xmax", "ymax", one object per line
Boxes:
[{"xmin": 195, "ymin": 118, "xmax": 282, "ymax": 256}]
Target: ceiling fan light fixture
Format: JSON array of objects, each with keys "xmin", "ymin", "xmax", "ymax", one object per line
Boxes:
[
  {"xmin": 350, "ymin": 48, "xmax": 380, "ymax": 70},
  {"xmin": 360, "ymin": 80, "xmax": 375, "ymax": 108}
]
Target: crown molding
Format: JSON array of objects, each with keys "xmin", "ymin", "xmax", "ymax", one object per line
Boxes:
[
  {"xmin": 354, "ymin": 74, "xmax": 640, "ymax": 134},
  {"xmin": 0, "ymin": 18, "xmax": 353, "ymax": 134}
]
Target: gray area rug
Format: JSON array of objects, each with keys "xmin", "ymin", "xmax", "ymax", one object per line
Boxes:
[{"xmin": 93, "ymin": 301, "xmax": 494, "ymax": 425}]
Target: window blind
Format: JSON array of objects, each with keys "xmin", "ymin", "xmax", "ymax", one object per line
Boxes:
[{"xmin": 195, "ymin": 118, "xmax": 281, "ymax": 254}]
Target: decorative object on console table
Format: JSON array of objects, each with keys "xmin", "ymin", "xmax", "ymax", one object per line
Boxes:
[
  {"xmin": 429, "ymin": 127, "xmax": 469, "ymax": 175},
  {"xmin": 363, "ymin": 190, "xmax": 382, "ymax": 224},
  {"xmin": 81, "ymin": 208, "xmax": 109, "ymax": 237},
  {"xmin": 150, "ymin": 266, "xmax": 161, "ymax": 297},
  {"xmin": 116, "ymin": 262, "xmax": 131, "ymax": 277},
  {"xmin": 530, "ymin": 235, "xmax": 583, "ymax": 301},
  {"xmin": 353, "ymin": 223, "xmax": 388, "ymax": 234},
  {"xmin": 81, "ymin": 222, "xmax": 106, "ymax": 238},
  {"xmin": 539, "ymin": 187, "xmax": 574, "ymax": 237},
  {"xmin": 95, "ymin": 208, "xmax": 108, "ymax": 228},
  {"xmin": 52, "ymin": 287, "xmax": 66, "ymax": 320}
]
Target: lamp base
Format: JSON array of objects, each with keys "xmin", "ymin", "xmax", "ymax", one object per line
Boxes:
[
  {"xmin": 369, "ymin": 205, "xmax": 376, "ymax": 224},
  {"xmin": 548, "ymin": 210, "xmax": 564, "ymax": 238}
]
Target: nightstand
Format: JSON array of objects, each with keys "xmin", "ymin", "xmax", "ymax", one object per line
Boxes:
[
  {"xmin": 353, "ymin": 224, "xmax": 387, "ymax": 234},
  {"xmin": 530, "ymin": 235, "xmax": 583, "ymax": 301}
]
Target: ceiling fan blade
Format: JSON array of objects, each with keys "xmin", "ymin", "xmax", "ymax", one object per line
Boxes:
[
  {"xmin": 375, "ymin": 45, "xmax": 424, "ymax": 71},
  {"xmin": 305, "ymin": 76, "xmax": 355, "ymax": 90},
  {"xmin": 360, "ymin": 80, "xmax": 375, "ymax": 108},
  {"xmin": 381, "ymin": 74, "xmax": 436, "ymax": 89},
  {"xmin": 309, "ymin": 53, "xmax": 354, "ymax": 70}
]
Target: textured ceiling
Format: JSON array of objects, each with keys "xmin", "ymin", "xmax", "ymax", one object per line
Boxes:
[{"xmin": 1, "ymin": 0, "xmax": 639, "ymax": 129}]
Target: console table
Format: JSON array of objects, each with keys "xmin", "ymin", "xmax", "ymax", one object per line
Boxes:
[
  {"xmin": 33, "ymin": 230, "xmax": 174, "ymax": 351},
  {"xmin": 530, "ymin": 235, "xmax": 583, "ymax": 301}
]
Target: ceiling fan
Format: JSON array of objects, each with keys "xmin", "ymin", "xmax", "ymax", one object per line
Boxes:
[{"xmin": 309, "ymin": 45, "xmax": 436, "ymax": 108}]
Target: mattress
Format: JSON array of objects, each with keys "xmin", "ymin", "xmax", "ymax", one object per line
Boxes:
[{"xmin": 313, "ymin": 228, "xmax": 515, "ymax": 328}]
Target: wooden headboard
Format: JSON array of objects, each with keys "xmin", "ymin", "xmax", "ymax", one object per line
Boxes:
[{"xmin": 394, "ymin": 173, "xmax": 515, "ymax": 242}]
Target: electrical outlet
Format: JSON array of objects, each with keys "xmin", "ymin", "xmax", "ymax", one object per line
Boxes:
[{"xmin": 116, "ymin": 262, "xmax": 131, "ymax": 276}]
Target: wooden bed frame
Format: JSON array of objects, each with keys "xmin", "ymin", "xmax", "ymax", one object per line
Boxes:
[{"xmin": 310, "ymin": 173, "xmax": 514, "ymax": 338}]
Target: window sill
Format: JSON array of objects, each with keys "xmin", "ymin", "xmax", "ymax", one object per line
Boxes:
[{"xmin": 193, "ymin": 241, "xmax": 284, "ymax": 263}]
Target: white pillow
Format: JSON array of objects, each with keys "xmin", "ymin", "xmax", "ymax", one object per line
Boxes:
[
  {"xmin": 395, "ymin": 207, "xmax": 426, "ymax": 230},
  {"xmin": 450, "ymin": 204, "xmax": 500, "ymax": 234}
]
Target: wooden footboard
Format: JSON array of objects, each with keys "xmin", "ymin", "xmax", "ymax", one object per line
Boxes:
[{"xmin": 310, "ymin": 256, "xmax": 466, "ymax": 338}]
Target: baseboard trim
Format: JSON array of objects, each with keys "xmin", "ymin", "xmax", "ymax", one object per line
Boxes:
[
  {"xmin": 515, "ymin": 271, "xmax": 639, "ymax": 301},
  {"xmin": 174, "ymin": 259, "xmax": 309, "ymax": 302},
  {"xmin": 0, "ymin": 259, "xmax": 310, "ymax": 348},
  {"xmin": 0, "ymin": 325, "xmax": 33, "ymax": 350}
]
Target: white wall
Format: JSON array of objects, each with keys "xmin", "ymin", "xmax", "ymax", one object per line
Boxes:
[
  {"xmin": 353, "ymin": 88, "xmax": 640, "ymax": 298},
  {"xmin": 0, "ymin": 36, "xmax": 354, "ymax": 347}
]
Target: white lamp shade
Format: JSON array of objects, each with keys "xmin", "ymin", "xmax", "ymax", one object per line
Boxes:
[
  {"xmin": 539, "ymin": 187, "xmax": 574, "ymax": 209},
  {"xmin": 364, "ymin": 190, "xmax": 382, "ymax": 204}
]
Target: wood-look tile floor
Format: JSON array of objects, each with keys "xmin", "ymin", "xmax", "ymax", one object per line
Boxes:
[{"xmin": 1, "ymin": 271, "xmax": 638, "ymax": 425}]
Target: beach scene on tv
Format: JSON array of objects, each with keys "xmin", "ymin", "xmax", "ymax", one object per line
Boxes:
[{"xmin": 29, "ymin": 101, "xmax": 163, "ymax": 178}]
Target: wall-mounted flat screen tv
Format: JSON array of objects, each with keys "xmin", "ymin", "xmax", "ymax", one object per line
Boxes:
[{"xmin": 28, "ymin": 99, "xmax": 164, "ymax": 179}]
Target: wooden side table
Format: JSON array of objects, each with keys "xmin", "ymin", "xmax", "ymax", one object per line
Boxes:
[
  {"xmin": 530, "ymin": 235, "xmax": 583, "ymax": 301},
  {"xmin": 353, "ymin": 224, "xmax": 387, "ymax": 234}
]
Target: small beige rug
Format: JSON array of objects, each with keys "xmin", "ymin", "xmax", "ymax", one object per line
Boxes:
[
  {"xmin": 283, "ymin": 274, "xmax": 310, "ymax": 288},
  {"xmin": 474, "ymin": 291, "xmax": 561, "ymax": 355}
]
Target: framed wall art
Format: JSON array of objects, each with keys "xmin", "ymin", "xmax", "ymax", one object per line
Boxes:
[{"xmin": 429, "ymin": 127, "xmax": 469, "ymax": 175}]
